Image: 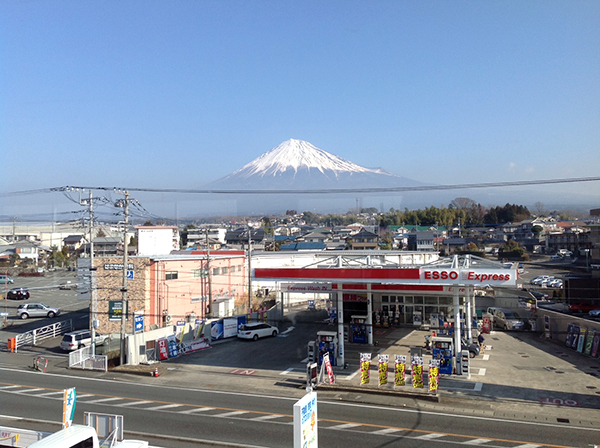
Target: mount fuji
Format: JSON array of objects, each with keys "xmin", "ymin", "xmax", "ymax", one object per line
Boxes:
[
  {"xmin": 208, "ymin": 139, "xmax": 421, "ymax": 191},
  {"xmin": 202, "ymin": 139, "xmax": 425, "ymax": 214}
]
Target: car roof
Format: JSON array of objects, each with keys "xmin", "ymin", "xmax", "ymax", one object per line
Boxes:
[{"xmin": 65, "ymin": 329, "xmax": 90, "ymax": 335}]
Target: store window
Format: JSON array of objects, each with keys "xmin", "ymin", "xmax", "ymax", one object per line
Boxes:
[
  {"xmin": 382, "ymin": 295, "xmax": 389, "ymax": 303},
  {"xmin": 424, "ymin": 296, "xmax": 438, "ymax": 305}
]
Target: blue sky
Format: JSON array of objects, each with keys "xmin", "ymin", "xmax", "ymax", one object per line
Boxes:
[{"xmin": 1, "ymin": 1, "xmax": 599, "ymax": 218}]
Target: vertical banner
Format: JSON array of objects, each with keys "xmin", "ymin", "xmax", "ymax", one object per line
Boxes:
[
  {"xmin": 394, "ymin": 355, "xmax": 406, "ymax": 387},
  {"xmin": 412, "ymin": 356, "xmax": 424, "ymax": 388},
  {"xmin": 293, "ymin": 391, "xmax": 318, "ymax": 448},
  {"xmin": 378, "ymin": 354, "xmax": 389, "ymax": 387},
  {"xmin": 323, "ymin": 352, "xmax": 335, "ymax": 384},
  {"xmin": 360, "ymin": 353, "xmax": 371, "ymax": 385},
  {"xmin": 428, "ymin": 359, "xmax": 440, "ymax": 392},
  {"xmin": 62, "ymin": 388, "xmax": 77, "ymax": 429},
  {"xmin": 157, "ymin": 338, "xmax": 169, "ymax": 360}
]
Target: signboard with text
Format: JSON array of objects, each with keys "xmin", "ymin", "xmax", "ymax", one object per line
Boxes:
[{"xmin": 293, "ymin": 391, "xmax": 318, "ymax": 448}]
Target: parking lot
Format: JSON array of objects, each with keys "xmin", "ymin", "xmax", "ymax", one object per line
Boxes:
[{"xmin": 1, "ymin": 269, "xmax": 90, "ymax": 341}]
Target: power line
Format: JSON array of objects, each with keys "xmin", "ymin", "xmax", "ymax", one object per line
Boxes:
[{"xmin": 1, "ymin": 176, "xmax": 600, "ymax": 197}]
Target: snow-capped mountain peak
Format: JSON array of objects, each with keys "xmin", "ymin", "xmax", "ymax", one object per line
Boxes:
[{"xmin": 231, "ymin": 139, "xmax": 382, "ymax": 178}]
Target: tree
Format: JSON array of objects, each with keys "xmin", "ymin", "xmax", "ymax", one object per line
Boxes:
[
  {"xmin": 96, "ymin": 228, "xmax": 107, "ymax": 238},
  {"xmin": 143, "ymin": 220, "xmax": 154, "ymax": 226}
]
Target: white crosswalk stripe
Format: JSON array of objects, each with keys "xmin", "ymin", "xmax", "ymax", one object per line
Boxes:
[{"xmin": 513, "ymin": 445, "xmax": 542, "ymax": 448}]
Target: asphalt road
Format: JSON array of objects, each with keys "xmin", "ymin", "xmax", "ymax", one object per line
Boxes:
[{"xmin": 1, "ymin": 364, "xmax": 598, "ymax": 448}]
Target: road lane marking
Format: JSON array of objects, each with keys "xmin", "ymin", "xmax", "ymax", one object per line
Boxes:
[
  {"xmin": 17, "ymin": 388, "xmax": 44, "ymax": 394},
  {"xmin": 415, "ymin": 433, "xmax": 445, "ymax": 439},
  {"xmin": 483, "ymin": 354, "xmax": 490, "ymax": 360},
  {"xmin": 145, "ymin": 404, "xmax": 182, "ymax": 411},
  {"xmin": 280, "ymin": 368, "xmax": 294, "ymax": 375},
  {"xmin": 513, "ymin": 445, "xmax": 542, "ymax": 448},
  {"xmin": 345, "ymin": 369, "xmax": 360, "ymax": 380},
  {"xmin": 118, "ymin": 400, "xmax": 153, "ymax": 407},
  {"xmin": 251, "ymin": 414, "xmax": 284, "ymax": 421},
  {"xmin": 464, "ymin": 438, "xmax": 492, "ymax": 445},
  {"xmin": 214, "ymin": 411, "xmax": 248, "ymax": 418},
  {"xmin": 84, "ymin": 397, "xmax": 123, "ymax": 404},
  {"xmin": 372, "ymin": 428, "xmax": 402, "ymax": 435},
  {"xmin": 328, "ymin": 423, "xmax": 360, "ymax": 430},
  {"xmin": 179, "ymin": 407, "xmax": 215, "ymax": 414},
  {"xmin": 36, "ymin": 391, "xmax": 65, "ymax": 397},
  {"xmin": 475, "ymin": 368, "xmax": 487, "ymax": 376}
]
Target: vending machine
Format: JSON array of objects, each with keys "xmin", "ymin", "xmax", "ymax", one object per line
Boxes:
[
  {"xmin": 431, "ymin": 336, "xmax": 454, "ymax": 375},
  {"xmin": 350, "ymin": 315, "xmax": 368, "ymax": 344},
  {"xmin": 316, "ymin": 331, "xmax": 338, "ymax": 366}
]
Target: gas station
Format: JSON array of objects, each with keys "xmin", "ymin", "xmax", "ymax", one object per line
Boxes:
[{"xmin": 255, "ymin": 255, "xmax": 517, "ymax": 374}]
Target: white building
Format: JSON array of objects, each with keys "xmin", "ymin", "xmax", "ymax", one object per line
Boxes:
[{"xmin": 136, "ymin": 226, "xmax": 180, "ymax": 256}]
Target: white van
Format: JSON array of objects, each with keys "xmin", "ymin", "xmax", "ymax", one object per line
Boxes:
[{"xmin": 486, "ymin": 307, "xmax": 526, "ymax": 330}]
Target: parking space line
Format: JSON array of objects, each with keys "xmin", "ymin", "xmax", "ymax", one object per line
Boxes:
[{"xmin": 280, "ymin": 368, "xmax": 294, "ymax": 375}]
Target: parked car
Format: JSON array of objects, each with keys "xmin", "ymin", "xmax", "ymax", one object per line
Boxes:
[
  {"xmin": 17, "ymin": 302, "xmax": 60, "ymax": 319},
  {"xmin": 568, "ymin": 302, "xmax": 598, "ymax": 314},
  {"xmin": 530, "ymin": 275, "xmax": 551, "ymax": 285},
  {"xmin": 486, "ymin": 307, "xmax": 527, "ymax": 330},
  {"xmin": 588, "ymin": 309, "xmax": 600, "ymax": 318},
  {"xmin": 549, "ymin": 278, "xmax": 563, "ymax": 288},
  {"xmin": 6, "ymin": 287, "xmax": 30, "ymax": 300},
  {"xmin": 0, "ymin": 275, "xmax": 15, "ymax": 284},
  {"xmin": 461, "ymin": 338, "xmax": 480, "ymax": 358},
  {"xmin": 59, "ymin": 281, "xmax": 73, "ymax": 290},
  {"xmin": 529, "ymin": 290, "xmax": 549, "ymax": 301},
  {"xmin": 60, "ymin": 330, "xmax": 106, "ymax": 351},
  {"xmin": 237, "ymin": 322, "xmax": 279, "ymax": 341}
]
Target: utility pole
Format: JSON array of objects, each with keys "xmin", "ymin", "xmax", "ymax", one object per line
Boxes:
[
  {"xmin": 87, "ymin": 190, "xmax": 97, "ymax": 354},
  {"xmin": 247, "ymin": 226, "xmax": 252, "ymax": 316},
  {"xmin": 206, "ymin": 230, "xmax": 212, "ymax": 318},
  {"xmin": 119, "ymin": 191, "xmax": 130, "ymax": 366}
]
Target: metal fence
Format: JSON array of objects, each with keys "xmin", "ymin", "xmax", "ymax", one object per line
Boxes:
[
  {"xmin": 14, "ymin": 320, "xmax": 73, "ymax": 353},
  {"xmin": 69, "ymin": 345, "xmax": 108, "ymax": 371}
]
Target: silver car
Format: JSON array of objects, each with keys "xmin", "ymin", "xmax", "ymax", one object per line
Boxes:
[{"xmin": 17, "ymin": 302, "xmax": 60, "ymax": 319}]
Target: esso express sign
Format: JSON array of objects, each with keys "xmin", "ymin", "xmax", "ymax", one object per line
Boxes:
[{"xmin": 421, "ymin": 269, "xmax": 516, "ymax": 286}]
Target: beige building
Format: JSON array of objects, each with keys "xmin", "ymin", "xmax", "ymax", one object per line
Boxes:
[{"xmin": 91, "ymin": 252, "xmax": 246, "ymax": 336}]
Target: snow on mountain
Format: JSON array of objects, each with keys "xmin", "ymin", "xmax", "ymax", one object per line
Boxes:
[
  {"xmin": 210, "ymin": 139, "xmax": 413, "ymax": 189},
  {"xmin": 230, "ymin": 138, "xmax": 389, "ymax": 178}
]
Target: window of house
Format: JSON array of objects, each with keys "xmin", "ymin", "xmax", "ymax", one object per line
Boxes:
[
  {"xmin": 165, "ymin": 271, "xmax": 178, "ymax": 280},
  {"xmin": 192, "ymin": 269, "xmax": 208, "ymax": 278},
  {"xmin": 212, "ymin": 267, "xmax": 220, "ymax": 276},
  {"xmin": 222, "ymin": 267, "xmax": 229, "ymax": 275}
]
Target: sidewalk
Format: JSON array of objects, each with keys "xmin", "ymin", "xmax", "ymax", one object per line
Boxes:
[{"xmin": 319, "ymin": 326, "xmax": 600, "ymax": 427}]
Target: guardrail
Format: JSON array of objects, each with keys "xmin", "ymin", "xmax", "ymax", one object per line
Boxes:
[
  {"xmin": 69, "ymin": 346, "xmax": 108, "ymax": 371},
  {"xmin": 13, "ymin": 320, "xmax": 73, "ymax": 353}
]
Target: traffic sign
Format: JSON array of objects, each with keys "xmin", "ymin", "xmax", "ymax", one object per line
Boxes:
[
  {"xmin": 0, "ymin": 312, "xmax": 9, "ymax": 317},
  {"xmin": 126, "ymin": 270, "xmax": 134, "ymax": 280},
  {"xmin": 134, "ymin": 314, "xmax": 144, "ymax": 332}
]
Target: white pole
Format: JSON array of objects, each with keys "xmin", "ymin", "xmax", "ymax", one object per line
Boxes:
[
  {"xmin": 336, "ymin": 283, "xmax": 344, "ymax": 367},
  {"xmin": 367, "ymin": 284, "xmax": 373, "ymax": 345}
]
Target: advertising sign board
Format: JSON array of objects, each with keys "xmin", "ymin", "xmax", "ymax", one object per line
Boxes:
[
  {"xmin": 223, "ymin": 318, "xmax": 238, "ymax": 339},
  {"xmin": 293, "ymin": 391, "xmax": 318, "ymax": 448}
]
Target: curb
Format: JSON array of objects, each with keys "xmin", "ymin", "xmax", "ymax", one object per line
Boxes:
[{"xmin": 316, "ymin": 383, "xmax": 441, "ymax": 403}]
